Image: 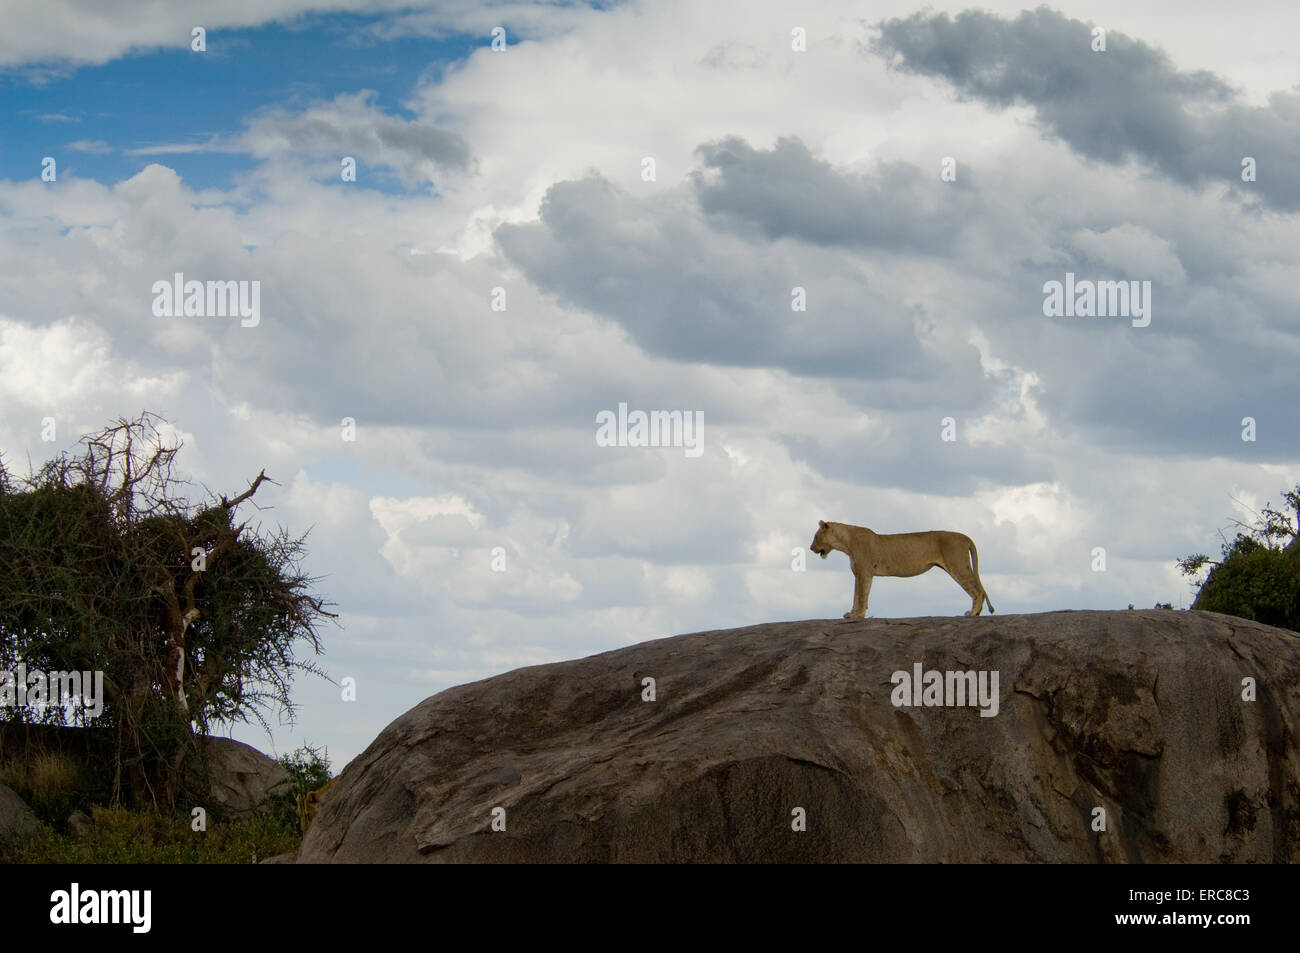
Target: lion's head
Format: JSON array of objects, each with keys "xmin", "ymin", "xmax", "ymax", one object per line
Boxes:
[{"xmin": 810, "ymin": 519, "xmax": 834, "ymax": 559}]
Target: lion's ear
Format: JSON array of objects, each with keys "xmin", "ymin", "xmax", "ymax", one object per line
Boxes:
[{"xmin": 819, "ymin": 519, "xmax": 828, "ymax": 528}]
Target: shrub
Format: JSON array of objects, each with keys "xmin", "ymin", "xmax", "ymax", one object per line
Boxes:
[{"xmin": 1179, "ymin": 486, "xmax": 1300, "ymax": 632}]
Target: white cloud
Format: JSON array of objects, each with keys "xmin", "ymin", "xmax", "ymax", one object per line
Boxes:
[
  {"xmin": 0, "ymin": 315, "xmax": 185, "ymax": 409},
  {"xmin": 1073, "ymin": 225, "xmax": 1188, "ymax": 285},
  {"xmin": 66, "ymin": 139, "xmax": 113, "ymax": 153}
]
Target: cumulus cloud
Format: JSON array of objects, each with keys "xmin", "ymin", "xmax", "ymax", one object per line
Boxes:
[
  {"xmin": 495, "ymin": 172, "xmax": 957, "ymax": 382},
  {"xmin": 872, "ymin": 7, "xmax": 1300, "ymax": 210},
  {"xmin": 691, "ymin": 135, "xmax": 980, "ymax": 253}
]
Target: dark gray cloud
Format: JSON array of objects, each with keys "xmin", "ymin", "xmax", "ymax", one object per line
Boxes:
[
  {"xmin": 1023, "ymin": 317, "xmax": 1300, "ymax": 459},
  {"xmin": 372, "ymin": 121, "xmax": 471, "ymax": 168},
  {"xmin": 780, "ymin": 416, "xmax": 1050, "ymax": 496},
  {"xmin": 692, "ymin": 136, "xmax": 980, "ymax": 253},
  {"xmin": 872, "ymin": 6, "xmax": 1300, "ymax": 210},
  {"xmin": 275, "ymin": 113, "xmax": 469, "ymax": 168},
  {"xmin": 494, "ymin": 173, "xmax": 990, "ymax": 399}
]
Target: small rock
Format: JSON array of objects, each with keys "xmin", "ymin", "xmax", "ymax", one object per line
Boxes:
[{"xmin": 66, "ymin": 809, "xmax": 93, "ymax": 839}]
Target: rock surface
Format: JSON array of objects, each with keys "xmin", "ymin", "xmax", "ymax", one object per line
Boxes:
[
  {"xmin": 199, "ymin": 737, "xmax": 292, "ymax": 814},
  {"xmin": 0, "ymin": 782, "xmax": 40, "ymax": 849},
  {"xmin": 299, "ymin": 610, "xmax": 1300, "ymax": 863}
]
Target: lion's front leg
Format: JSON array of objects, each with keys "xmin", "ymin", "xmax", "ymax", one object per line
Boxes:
[{"xmin": 844, "ymin": 566, "xmax": 872, "ymax": 620}]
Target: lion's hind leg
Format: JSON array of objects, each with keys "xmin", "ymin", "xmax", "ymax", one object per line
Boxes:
[{"xmin": 946, "ymin": 566, "xmax": 986, "ymax": 616}]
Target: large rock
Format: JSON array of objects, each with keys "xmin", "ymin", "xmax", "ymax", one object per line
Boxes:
[
  {"xmin": 299, "ymin": 610, "xmax": 1300, "ymax": 863},
  {"xmin": 199, "ymin": 737, "xmax": 292, "ymax": 814},
  {"xmin": 0, "ymin": 782, "xmax": 40, "ymax": 850}
]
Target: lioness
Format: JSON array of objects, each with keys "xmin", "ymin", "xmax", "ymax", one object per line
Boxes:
[
  {"xmin": 810, "ymin": 519, "xmax": 995, "ymax": 619},
  {"xmin": 297, "ymin": 777, "xmax": 337, "ymax": 835}
]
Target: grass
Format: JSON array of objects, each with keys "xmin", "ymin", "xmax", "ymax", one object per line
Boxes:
[
  {"xmin": 1, "ymin": 750, "xmax": 90, "ymax": 830},
  {"xmin": 24, "ymin": 751, "xmax": 81, "ymax": 799},
  {"xmin": 5, "ymin": 804, "xmax": 301, "ymax": 863}
]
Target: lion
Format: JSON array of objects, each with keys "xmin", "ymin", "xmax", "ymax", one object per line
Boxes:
[
  {"xmin": 297, "ymin": 777, "xmax": 337, "ymax": 835},
  {"xmin": 810, "ymin": 519, "xmax": 995, "ymax": 619}
]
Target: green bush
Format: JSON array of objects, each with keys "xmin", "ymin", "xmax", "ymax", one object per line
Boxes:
[
  {"xmin": 1188, "ymin": 535, "xmax": 1300, "ymax": 630},
  {"xmin": 1179, "ymin": 486, "xmax": 1300, "ymax": 632},
  {"xmin": 278, "ymin": 744, "xmax": 332, "ymax": 795},
  {"xmin": 260, "ymin": 744, "xmax": 333, "ymax": 829}
]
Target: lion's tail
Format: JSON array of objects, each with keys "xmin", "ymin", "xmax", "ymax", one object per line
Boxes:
[{"xmin": 969, "ymin": 539, "xmax": 995, "ymax": 614}]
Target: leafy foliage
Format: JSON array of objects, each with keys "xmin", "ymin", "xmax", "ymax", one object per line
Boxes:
[
  {"xmin": 258, "ymin": 743, "xmax": 334, "ymax": 830},
  {"xmin": 277, "ymin": 744, "xmax": 332, "ymax": 796},
  {"xmin": 1179, "ymin": 486, "xmax": 1300, "ymax": 632}
]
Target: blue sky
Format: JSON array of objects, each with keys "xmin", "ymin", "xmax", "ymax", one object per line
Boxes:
[{"xmin": 1, "ymin": 13, "xmax": 486, "ymax": 192}]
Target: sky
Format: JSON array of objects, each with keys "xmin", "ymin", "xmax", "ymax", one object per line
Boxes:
[{"xmin": 1, "ymin": 0, "xmax": 1297, "ymax": 771}]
